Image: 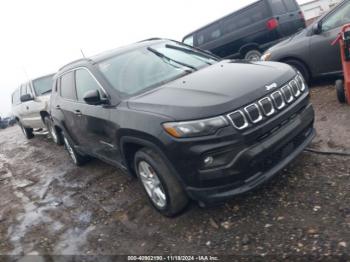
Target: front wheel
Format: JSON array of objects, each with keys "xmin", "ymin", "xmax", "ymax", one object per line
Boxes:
[
  {"xmin": 44, "ymin": 117, "xmax": 63, "ymax": 145},
  {"xmin": 62, "ymin": 134, "xmax": 89, "ymax": 166},
  {"xmin": 336, "ymin": 79, "xmax": 346, "ymax": 103},
  {"xmin": 284, "ymin": 59, "xmax": 310, "ymax": 84},
  {"xmin": 244, "ymin": 50, "xmax": 262, "ymax": 61},
  {"xmin": 19, "ymin": 122, "xmax": 34, "ymax": 139},
  {"xmin": 134, "ymin": 148, "xmax": 189, "ymax": 217}
]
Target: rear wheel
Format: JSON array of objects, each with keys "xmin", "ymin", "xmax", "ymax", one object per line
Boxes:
[
  {"xmin": 19, "ymin": 122, "xmax": 34, "ymax": 139},
  {"xmin": 62, "ymin": 133, "xmax": 89, "ymax": 166},
  {"xmin": 284, "ymin": 59, "xmax": 310, "ymax": 84},
  {"xmin": 44, "ymin": 117, "xmax": 63, "ymax": 145},
  {"xmin": 336, "ymin": 79, "xmax": 346, "ymax": 103},
  {"xmin": 134, "ymin": 148, "xmax": 189, "ymax": 217},
  {"xmin": 244, "ymin": 50, "xmax": 262, "ymax": 61}
]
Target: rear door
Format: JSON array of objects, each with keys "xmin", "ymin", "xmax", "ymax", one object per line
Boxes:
[{"xmin": 269, "ymin": 0, "xmax": 303, "ymax": 37}]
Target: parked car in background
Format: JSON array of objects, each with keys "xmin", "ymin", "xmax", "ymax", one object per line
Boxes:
[
  {"xmin": 182, "ymin": 0, "xmax": 305, "ymax": 61},
  {"xmin": 261, "ymin": 0, "xmax": 350, "ymax": 83},
  {"xmin": 0, "ymin": 117, "xmax": 8, "ymax": 129},
  {"xmin": 50, "ymin": 39, "xmax": 315, "ymax": 216},
  {"xmin": 11, "ymin": 74, "xmax": 60, "ymax": 143}
]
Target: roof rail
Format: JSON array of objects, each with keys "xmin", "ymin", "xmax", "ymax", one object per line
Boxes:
[{"xmin": 58, "ymin": 58, "xmax": 92, "ymax": 71}]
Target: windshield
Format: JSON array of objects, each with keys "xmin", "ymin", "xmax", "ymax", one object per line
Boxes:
[
  {"xmin": 98, "ymin": 42, "xmax": 218, "ymax": 96},
  {"xmin": 32, "ymin": 75, "xmax": 54, "ymax": 96}
]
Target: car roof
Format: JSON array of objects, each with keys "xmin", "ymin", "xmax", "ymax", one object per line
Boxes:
[{"xmin": 56, "ymin": 39, "xmax": 169, "ymax": 75}]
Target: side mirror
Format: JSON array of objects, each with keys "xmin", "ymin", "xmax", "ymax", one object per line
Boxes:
[
  {"xmin": 83, "ymin": 90, "xmax": 108, "ymax": 105},
  {"xmin": 312, "ymin": 22, "xmax": 322, "ymax": 35},
  {"xmin": 20, "ymin": 94, "xmax": 34, "ymax": 103}
]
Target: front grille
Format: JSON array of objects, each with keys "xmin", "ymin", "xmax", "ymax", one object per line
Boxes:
[
  {"xmin": 227, "ymin": 74, "xmax": 307, "ymax": 130},
  {"xmin": 281, "ymin": 85, "xmax": 294, "ymax": 103},
  {"xmin": 244, "ymin": 104, "xmax": 262, "ymax": 123},
  {"xmin": 271, "ymin": 91, "xmax": 285, "ymax": 110},
  {"xmin": 258, "ymin": 97, "xmax": 275, "ymax": 116},
  {"xmin": 289, "ymin": 80, "xmax": 301, "ymax": 97}
]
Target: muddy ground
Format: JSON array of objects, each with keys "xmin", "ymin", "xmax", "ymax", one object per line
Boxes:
[{"xmin": 0, "ymin": 84, "xmax": 350, "ymax": 259}]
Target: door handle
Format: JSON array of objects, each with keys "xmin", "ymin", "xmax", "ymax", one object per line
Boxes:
[
  {"xmin": 26, "ymin": 106, "xmax": 29, "ymax": 110},
  {"xmin": 74, "ymin": 110, "xmax": 83, "ymax": 116},
  {"xmin": 290, "ymin": 13, "xmax": 295, "ymax": 17},
  {"xmin": 56, "ymin": 105, "xmax": 61, "ymax": 110}
]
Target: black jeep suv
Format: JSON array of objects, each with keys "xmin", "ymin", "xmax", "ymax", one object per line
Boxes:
[{"xmin": 50, "ymin": 39, "xmax": 315, "ymax": 216}]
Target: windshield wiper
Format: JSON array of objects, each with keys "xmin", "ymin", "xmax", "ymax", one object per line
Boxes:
[
  {"xmin": 165, "ymin": 44, "xmax": 216, "ymax": 65},
  {"xmin": 41, "ymin": 90, "xmax": 52, "ymax": 95},
  {"xmin": 147, "ymin": 47, "xmax": 197, "ymax": 71}
]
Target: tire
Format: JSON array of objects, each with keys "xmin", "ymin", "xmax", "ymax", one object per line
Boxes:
[
  {"xmin": 336, "ymin": 79, "xmax": 346, "ymax": 103},
  {"xmin": 19, "ymin": 122, "xmax": 34, "ymax": 139},
  {"xmin": 244, "ymin": 50, "xmax": 262, "ymax": 61},
  {"xmin": 134, "ymin": 148, "xmax": 189, "ymax": 217},
  {"xmin": 284, "ymin": 59, "xmax": 310, "ymax": 84},
  {"xmin": 62, "ymin": 133, "xmax": 89, "ymax": 166},
  {"xmin": 44, "ymin": 117, "xmax": 63, "ymax": 145}
]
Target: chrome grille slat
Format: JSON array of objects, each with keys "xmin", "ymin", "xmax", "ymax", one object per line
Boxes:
[
  {"xmin": 228, "ymin": 75, "xmax": 307, "ymax": 130},
  {"xmin": 244, "ymin": 104, "xmax": 263, "ymax": 123},
  {"xmin": 258, "ymin": 97, "xmax": 275, "ymax": 116}
]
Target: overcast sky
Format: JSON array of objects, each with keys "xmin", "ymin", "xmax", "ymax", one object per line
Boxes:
[{"xmin": 0, "ymin": 0, "xmax": 311, "ymax": 116}]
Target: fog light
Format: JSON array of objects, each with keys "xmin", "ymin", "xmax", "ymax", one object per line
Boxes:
[{"xmin": 204, "ymin": 156, "xmax": 214, "ymax": 166}]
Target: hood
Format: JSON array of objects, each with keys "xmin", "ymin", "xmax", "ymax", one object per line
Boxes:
[
  {"xmin": 127, "ymin": 60, "xmax": 296, "ymax": 121},
  {"xmin": 269, "ymin": 29, "xmax": 308, "ymax": 52}
]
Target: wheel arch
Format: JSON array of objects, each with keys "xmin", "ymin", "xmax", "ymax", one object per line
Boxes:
[
  {"xmin": 239, "ymin": 43, "xmax": 261, "ymax": 57},
  {"xmin": 279, "ymin": 56, "xmax": 312, "ymax": 79}
]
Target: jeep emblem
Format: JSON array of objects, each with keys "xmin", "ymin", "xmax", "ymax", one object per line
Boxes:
[{"xmin": 266, "ymin": 83, "xmax": 278, "ymax": 91}]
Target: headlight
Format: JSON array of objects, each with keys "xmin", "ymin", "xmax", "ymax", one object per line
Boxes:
[
  {"xmin": 163, "ymin": 116, "xmax": 229, "ymax": 138},
  {"xmin": 261, "ymin": 52, "xmax": 272, "ymax": 61}
]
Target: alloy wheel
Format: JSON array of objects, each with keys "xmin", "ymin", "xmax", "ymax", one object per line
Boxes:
[{"xmin": 138, "ymin": 160, "xmax": 167, "ymax": 209}]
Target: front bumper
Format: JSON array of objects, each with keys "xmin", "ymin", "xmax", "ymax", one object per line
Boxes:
[{"xmin": 184, "ymin": 103, "xmax": 315, "ymax": 204}]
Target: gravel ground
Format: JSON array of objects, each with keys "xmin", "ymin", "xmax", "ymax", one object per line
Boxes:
[{"xmin": 0, "ymin": 84, "xmax": 349, "ymax": 260}]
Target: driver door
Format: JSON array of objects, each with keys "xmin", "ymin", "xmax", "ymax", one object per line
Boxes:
[{"xmin": 309, "ymin": 1, "xmax": 350, "ymax": 76}]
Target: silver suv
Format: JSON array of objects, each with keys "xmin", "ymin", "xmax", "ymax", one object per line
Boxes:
[{"xmin": 11, "ymin": 74, "xmax": 61, "ymax": 143}]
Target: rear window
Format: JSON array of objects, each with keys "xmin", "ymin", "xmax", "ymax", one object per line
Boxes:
[
  {"xmin": 33, "ymin": 75, "xmax": 53, "ymax": 96},
  {"xmin": 12, "ymin": 89, "xmax": 21, "ymax": 105},
  {"xmin": 270, "ymin": 0, "xmax": 287, "ymax": 14},
  {"xmin": 283, "ymin": 0, "xmax": 298, "ymax": 11},
  {"xmin": 223, "ymin": 1, "xmax": 269, "ymax": 34},
  {"xmin": 60, "ymin": 72, "xmax": 77, "ymax": 100}
]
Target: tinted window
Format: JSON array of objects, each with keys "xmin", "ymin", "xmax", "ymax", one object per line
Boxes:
[
  {"xmin": 283, "ymin": 0, "xmax": 298, "ymax": 11},
  {"xmin": 270, "ymin": 0, "xmax": 287, "ymax": 14},
  {"xmin": 196, "ymin": 23, "xmax": 222, "ymax": 45},
  {"xmin": 12, "ymin": 89, "xmax": 21, "ymax": 105},
  {"xmin": 223, "ymin": 2, "xmax": 269, "ymax": 34},
  {"xmin": 322, "ymin": 1, "xmax": 350, "ymax": 31},
  {"xmin": 75, "ymin": 69, "xmax": 101, "ymax": 101},
  {"xmin": 60, "ymin": 72, "xmax": 76, "ymax": 100},
  {"xmin": 32, "ymin": 75, "xmax": 53, "ymax": 96}
]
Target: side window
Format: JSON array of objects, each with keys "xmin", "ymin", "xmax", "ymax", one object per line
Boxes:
[
  {"xmin": 223, "ymin": 2, "xmax": 268, "ymax": 34},
  {"xmin": 12, "ymin": 89, "xmax": 21, "ymax": 105},
  {"xmin": 197, "ymin": 24, "xmax": 221, "ymax": 45},
  {"xmin": 20, "ymin": 84, "xmax": 27, "ymax": 96},
  {"xmin": 26, "ymin": 83, "xmax": 33, "ymax": 97},
  {"xmin": 60, "ymin": 72, "xmax": 77, "ymax": 100},
  {"xmin": 183, "ymin": 35, "xmax": 194, "ymax": 46},
  {"xmin": 270, "ymin": 0, "xmax": 287, "ymax": 14},
  {"xmin": 283, "ymin": 0, "xmax": 298, "ymax": 11},
  {"xmin": 75, "ymin": 69, "xmax": 101, "ymax": 102},
  {"xmin": 322, "ymin": 1, "xmax": 350, "ymax": 32}
]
